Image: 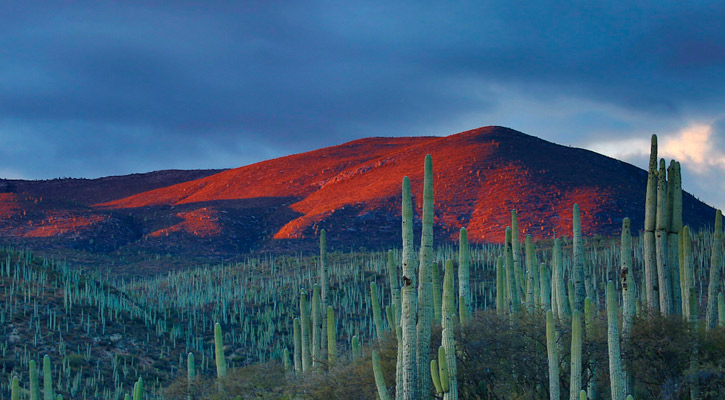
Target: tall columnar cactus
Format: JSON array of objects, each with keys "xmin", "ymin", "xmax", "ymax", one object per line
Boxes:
[
  {"xmin": 433, "ymin": 262, "xmax": 442, "ymax": 325},
  {"xmin": 327, "ymin": 306, "xmax": 337, "ymax": 365},
  {"xmin": 584, "ymin": 297, "xmax": 597, "ymax": 399},
  {"xmin": 133, "ymin": 377, "xmax": 143, "ymax": 400},
  {"xmin": 505, "ymin": 227, "xmax": 520, "ymax": 313},
  {"xmin": 553, "ymin": 238, "xmax": 569, "ymax": 317},
  {"xmin": 371, "ymin": 281, "xmax": 385, "ymax": 338},
  {"xmin": 668, "ymin": 161, "xmax": 683, "ymax": 314},
  {"xmin": 311, "ymin": 285, "xmax": 321, "ymax": 368},
  {"xmin": 372, "ymin": 349, "xmax": 392, "ymax": 400},
  {"xmin": 572, "ymin": 204, "xmax": 586, "ymax": 312},
  {"xmin": 458, "ymin": 227, "xmax": 471, "ymax": 324},
  {"xmin": 416, "ymin": 154, "xmax": 434, "ymax": 397},
  {"xmin": 644, "ymin": 134, "xmax": 659, "ymax": 311},
  {"xmin": 718, "ymin": 293, "xmax": 725, "ymax": 327},
  {"xmin": 283, "ymin": 349, "xmax": 291, "ymax": 373},
  {"xmin": 293, "ymin": 318, "xmax": 302, "ymax": 372},
  {"xmin": 570, "ymin": 310, "xmax": 582, "ymax": 400},
  {"xmin": 546, "ymin": 310, "xmax": 559, "ymax": 400},
  {"xmin": 681, "ymin": 226, "xmax": 694, "ymax": 318},
  {"xmin": 496, "ymin": 256, "xmax": 506, "ymax": 314},
  {"xmin": 540, "ymin": 262, "xmax": 551, "ymax": 310},
  {"xmin": 11, "ymin": 375, "xmax": 20, "ymax": 400},
  {"xmin": 606, "ymin": 281, "xmax": 625, "ymax": 400},
  {"xmin": 43, "ymin": 354, "xmax": 53, "ymax": 400},
  {"xmin": 388, "ymin": 250, "xmax": 401, "ymax": 326},
  {"xmin": 300, "ymin": 289, "xmax": 311, "ymax": 371},
  {"xmin": 319, "ymin": 229, "xmax": 328, "ymax": 355},
  {"xmin": 511, "ymin": 209, "xmax": 524, "ymax": 301},
  {"xmin": 30, "ymin": 359, "xmax": 40, "ymax": 400},
  {"xmin": 525, "ymin": 235, "xmax": 536, "ymax": 311},
  {"xmin": 656, "ymin": 159, "xmax": 673, "ymax": 315},
  {"xmin": 187, "ymin": 352, "xmax": 195, "ymax": 400},
  {"xmin": 621, "ymin": 218, "xmax": 635, "ymax": 338},
  {"xmin": 214, "ymin": 322, "xmax": 227, "ymax": 378},
  {"xmin": 706, "ymin": 210, "xmax": 723, "ymax": 328},
  {"xmin": 398, "ymin": 176, "xmax": 418, "ymax": 400},
  {"xmin": 441, "ymin": 260, "xmax": 458, "ymax": 400}
]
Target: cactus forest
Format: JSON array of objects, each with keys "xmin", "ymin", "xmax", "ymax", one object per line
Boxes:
[{"xmin": 3, "ymin": 134, "xmax": 725, "ymax": 400}]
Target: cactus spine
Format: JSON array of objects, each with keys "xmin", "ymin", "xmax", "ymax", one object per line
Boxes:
[
  {"xmin": 573, "ymin": 204, "xmax": 586, "ymax": 312},
  {"xmin": 458, "ymin": 227, "xmax": 471, "ymax": 324},
  {"xmin": 644, "ymin": 134, "xmax": 659, "ymax": 311},
  {"xmin": 546, "ymin": 310, "xmax": 559, "ymax": 400},
  {"xmin": 214, "ymin": 323, "xmax": 226, "ymax": 378},
  {"xmin": 398, "ymin": 176, "xmax": 417, "ymax": 400},
  {"xmin": 416, "ymin": 154, "xmax": 434, "ymax": 397},
  {"xmin": 656, "ymin": 158, "xmax": 673, "ymax": 315},
  {"xmin": 706, "ymin": 210, "xmax": 723, "ymax": 328},
  {"xmin": 606, "ymin": 281, "xmax": 625, "ymax": 400}
]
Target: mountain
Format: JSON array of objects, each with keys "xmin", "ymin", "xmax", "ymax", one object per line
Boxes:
[{"xmin": 0, "ymin": 126, "xmax": 716, "ymax": 264}]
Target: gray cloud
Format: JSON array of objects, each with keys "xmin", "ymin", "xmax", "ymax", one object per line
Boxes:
[{"xmin": 0, "ymin": 0, "xmax": 723, "ymax": 191}]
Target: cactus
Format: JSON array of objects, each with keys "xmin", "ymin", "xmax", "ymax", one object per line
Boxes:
[
  {"xmin": 430, "ymin": 358, "xmax": 443, "ymax": 394},
  {"xmin": 293, "ymin": 317, "xmax": 301, "ymax": 372},
  {"xmin": 525, "ymin": 235, "xmax": 536, "ymax": 311},
  {"xmin": 621, "ymin": 218, "xmax": 635, "ymax": 338},
  {"xmin": 283, "ymin": 348, "xmax": 291, "ymax": 373},
  {"xmin": 496, "ymin": 256, "xmax": 506, "ymax": 314},
  {"xmin": 319, "ymin": 229, "xmax": 329, "ymax": 359},
  {"xmin": 311, "ymin": 285, "xmax": 321, "ymax": 367},
  {"xmin": 351, "ymin": 334, "xmax": 360, "ymax": 361},
  {"xmin": 573, "ymin": 204, "xmax": 585, "ymax": 312},
  {"xmin": 718, "ymin": 293, "xmax": 725, "ymax": 327},
  {"xmin": 433, "ymin": 262, "xmax": 442, "ymax": 324},
  {"xmin": 511, "ymin": 209, "xmax": 524, "ymax": 300},
  {"xmin": 656, "ymin": 158, "xmax": 673, "ymax": 315},
  {"xmin": 706, "ymin": 210, "xmax": 723, "ymax": 328},
  {"xmin": 580, "ymin": 390, "xmax": 588, "ymax": 400},
  {"xmin": 327, "ymin": 306, "xmax": 337, "ymax": 365},
  {"xmin": 187, "ymin": 352, "xmax": 195, "ymax": 399},
  {"xmin": 388, "ymin": 250, "xmax": 401, "ymax": 326},
  {"xmin": 214, "ymin": 322, "xmax": 227, "ymax": 378},
  {"xmin": 540, "ymin": 262, "xmax": 551, "ymax": 310},
  {"xmin": 371, "ymin": 281, "xmax": 385, "ymax": 338},
  {"xmin": 607, "ymin": 281, "xmax": 625, "ymax": 400},
  {"xmin": 398, "ymin": 175, "xmax": 417, "ymax": 400},
  {"xmin": 584, "ymin": 297, "xmax": 597, "ymax": 399},
  {"xmin": 458, "ymin": 227, "xmax": 471, "ymax": 324},
  {"xmin": 681, "ymin": 226, "xmax": 694, "ymax": 318},
  {"xmin": 668, "ymin": 161, "xmax": 683, "ymax": 313},
  {"xmin": 133, "ymin": 377, "xmax": 143, "ymax": 400},
  {"xmin": 553, "ymin": 238, "xmax": 569, "ymax": 317},
  {"xmin": 416, "ymin": 154, "xmax": 434, "ymax": 397},
  {"xmin": 570, "ymin": 309, "xmax": 582, "ymax": 400},
  {"xmin": 644, "ymin": 134, "xmax": 659, "ymax": 311},
  {"xmin": 300, "ymin": 289, "xmax": 311, "ymax": 371},
  {"xmin": 372, "ymin": 349, "xmax": 392, "ymax": 400},
  {"xmin": 505, "ymin": 227, "xmax": 520, "ymax": 313},
  {"xmin": 11, "ymin": 375, "xmax": 20, "ymax": 400},
  {"xmin": 43, "ymin": 354, "xmax": 53, "ymax": 400},
  {"xmin": 30, "ymin": 359, "xmax": 40, "ymax": 400},
  {"xmin": 546, "ymin": 310, "xmax": 559, "ymax": 400},
  {"xmin": 441, "ymin": 260, "xmax": 458, "ymax": 400}
]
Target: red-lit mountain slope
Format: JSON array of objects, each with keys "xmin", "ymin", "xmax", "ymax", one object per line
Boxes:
[{"xmin": 88, "ymin": 126, "xmax": 713, "ymax": 254}]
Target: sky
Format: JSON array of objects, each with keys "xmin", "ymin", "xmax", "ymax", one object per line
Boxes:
[{"xmin": 1, "ymin": 1, "xmax": 724, "ymax": 209}]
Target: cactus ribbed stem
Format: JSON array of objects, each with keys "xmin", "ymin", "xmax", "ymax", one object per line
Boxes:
[
  {"xmin": 30, "ymin": 359, "xmax": 40, "ymax": 400},
  {"xmin": 388, "ymin": 250, "xmax": 401, "ymax": 326},
  {"xmin": 706, "ymin": 210, "xmax": 723, "ymax": 328},
  {"xmin": 43, "ymin": 354, "xmax": 53, "ymax": 400},
  {"xmin": 311, "ymin": 285, "xmax": 321, "ymax": 367},
  {"xmin": 433, "ymin": 262, "xmax": 442, "ymax": 325},
  {"xmin": 319, "ymin": 229, "xmax": 328, "ymax": 357},
  {"xmin": 416, "ymin": 154, "xmax": 434, "ymax": 397},
  {"xmin": 293, "ymin": 318, "xmax": 301, "ymax": 373},
  {"xmin": 607, "ymin": 281, "xmax": 625, "ymax": 400},
  {"xmin": 442, "ymin": 260, "xmax": 457, "ymax": 400},
  {"xmin": 584, "ymin": 297, "xmax": 597, "ymax": 399},
  {"xmin": 459, "ymin": 227, "xmax": 471, "ymax": 324},
  {"xmin": 718, "ymin": 293, "xmax": 725, "ymax": 327},
  {"xmin": 327, "ymin": 306, "xmax": 337, "ymax": 365},
  {"xmin": 573, "ymin": 204, "xmax": 585, "ymax": 312},
  {"xmin": 554, "ymin": 238, "xmax": 569, "ymax": 317},
  {"xmin": 431, "ymin": 359, "xmax": 442, "ymax": 394},
  {"xmin": 540, "ymin": 263, "xmax": 550, "ymax": 310},
  {"xmin": 496, "ymin": 256, "xmax": 505, "ymax": 314},
  {"xmin": 512, "ymin": 209, "xmax": 524, "ymax": 300},
  {"xmin": 371, "ymin": 281, "xmax": 385, "ymax": 338},
  {"xmin": 300, "ymin": 289, "xmax": 311, "ymax": 371},
  {"xmin": 506, "ymin": 227, "xmax": 519, "ymax": 313},
  {"xmin": 621, "ymin": 218, "xmax": 635, "ymax": 338},
  {"xmin": 668, "ymin": 161, "xmax": 682, "ymax": 314},
  {"xmin": 546, "ymin": 310, "xmax": 559, "ymax": 400},
  {"xmin": 372, "ymin": 349, "xmax": 392, "ymax": 400},
  {"xmin": 644, "ymin": 134, "xmax": 659, "ymax": 311},
  {"xmin": 398, "ymin": 176, "xmax": 417, "ymax": 400},
  {"xmin": 525, "ymin": 235, "xmax": 536, "ymax": 311},
  {"xmin": 214, "ymin": 323, "xmax": 226, "ymax": 378},
  {"xmin": 656, "ymin": 159, "xmax": 673, "ymax": 315},
  {"xmin": 570, "ymin": 310, "xmax": 582, "ymax": 400},
  {"xmin": 11, "ymin": 376, "xmax": 20, "ymax": 400}
]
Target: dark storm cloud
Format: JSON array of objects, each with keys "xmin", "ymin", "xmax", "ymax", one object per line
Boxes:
[{"xmin": 0, "ymin": 1, "xmax": 724, "ymax": 178}]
